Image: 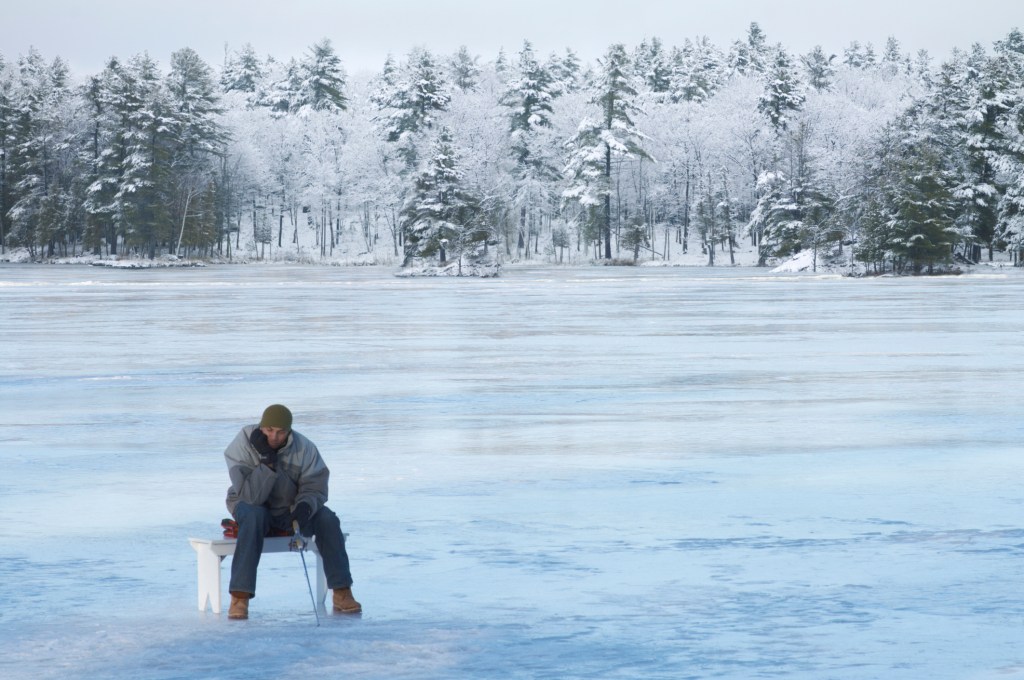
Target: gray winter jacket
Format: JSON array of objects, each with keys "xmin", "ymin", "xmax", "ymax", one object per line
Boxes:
[{"xmin": 224, "ymin": 424, "xmax": 330, "ymax": 518}]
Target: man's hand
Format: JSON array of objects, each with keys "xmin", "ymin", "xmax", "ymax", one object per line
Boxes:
[
  {"xmin": 290, "ymin": 502, "xmax": 312, "ymax": 531},
  {"xmin": 249, "ymin": 428, "xmax": 278, "ymax": 469}
]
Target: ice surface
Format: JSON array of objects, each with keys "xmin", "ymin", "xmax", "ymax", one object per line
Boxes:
[{"xmin": 1, "ymin": 263, "xmax": 1023, "ymax": 679}]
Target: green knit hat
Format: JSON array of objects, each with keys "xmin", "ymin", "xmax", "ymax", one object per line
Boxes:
[{"xmin": 259, "ymin": 404, "xmax": 293, "ymax": 430}]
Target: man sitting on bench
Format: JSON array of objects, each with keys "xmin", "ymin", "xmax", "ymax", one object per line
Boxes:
[{"xmin": 224, "ymin": 403, "xmax": 361, "ymax": 620}]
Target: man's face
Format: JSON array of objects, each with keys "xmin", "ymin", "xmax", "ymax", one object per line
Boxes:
[{"xmin": 260, "ymin": 426, "xmax": 290, "ymax": 450}]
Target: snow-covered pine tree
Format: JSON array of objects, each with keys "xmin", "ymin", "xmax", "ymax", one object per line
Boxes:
[
  {"xmin": 925, "ymin": 47, "xmax": 1006, "ymax": 261},
  {"xmin": 801, "ymin": 46, "xmax": 836, "ymax": 92},
  {"xmin": 563, "ymin": 43, "xmax": 651, "ymax": 259},
  {"xmin": 120, "ymin": 53, "xmax": 174, "ymax": 258},
  {"xmin": 400, "ymin": 126, "xmax": 483, "ymax": 266},
  {"xmin": 670, "ymin": 37, "xmax": 727, "ymax": 103},
  {"xmin": 844, "ymin": 41, "xmax": 865, "ymax": 69},
  {"xmin": 0, "ymin": 55, "xmax": 16, "ymax": 254},
  {"xmin": 881, "ymin": 37, "xmax": 909, "ymax": 76},
  {"xmin": 448, "ymin": 46, "xmax": 481, "ymax": 92},
  {"xmin": 856, "ymin": 112, "xmax": 957, "ymax": 273},
  {"xmin": 81, "ymin": 57, "xmax": 128, "ymax": 255},
  {"xmin": 758, "ymin": 46, "xmax": 805, "ymax": 132},
  {"xmin": 888, "ymin": 145, "xmax": 957, "ymax": 273},
  {"xmin": 166, "ymin": 48, "xmax": 226, "ymax": 256},
  {"xmin": 376, "ymin": 47, "xmax": 450, "ymax": 170},
  {"xmin": 501, "ymin": 41, "xmax": 561, "ymax": 259},
  {"xmin": 554, "ymin": 48, "xmax": 583, "ymax": 93},
  {"xmin": 913, "ymin": 50, "xmax": 933, "ymax": 86},
  {"xmin": 633, "ymin": 37, "xmax": 672, "ymax": 95},
  {"xmin": 7, "ymin": 49, "xmax": 77, "ymax": 258},
  {"xmin": 993, "ymin": 29, "xmax": 1024, "ymax": 263},
  {"xmin": 263, "ymin": 58, "xmax": 302, "ymax": 115},
  {"xmin": 862, "ymin": 43, "xmax": 878, "ymax": 69},
  {"xmin": 746, "ymin": 22, "xmax": 770, "ymax": 73},
  {"xmin": 747, "ymin": 119, "xmax": 836, "ymax": 267},
  {"xmin": 294, "ymin": 39, "xmax": 348, "ymax": 114},
  {"xmin": 369, "ymin": 54, "xmax": 398, "ymax": 109},
  {"xmin": 221, "ymin": 43, "xmax": 265, "ymax": 96}
]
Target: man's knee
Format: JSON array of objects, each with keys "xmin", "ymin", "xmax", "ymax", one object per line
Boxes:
[
  {"xmin": 314, "ymin": 505, "xmax": 341, "ymax": 531},
  {"xmin": 234, "ymin": 502, "xmax": 271, "ymax": 529}
]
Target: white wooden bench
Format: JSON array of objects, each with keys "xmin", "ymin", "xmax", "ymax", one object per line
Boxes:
[{"xmin": 188, "ymin": 536, "xmax": 328, "ymax": 614}]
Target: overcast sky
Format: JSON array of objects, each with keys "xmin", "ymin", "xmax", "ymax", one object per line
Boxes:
[{"xmin": 3, "ymin": 0, "xmax": 1024, "ymax": 77}]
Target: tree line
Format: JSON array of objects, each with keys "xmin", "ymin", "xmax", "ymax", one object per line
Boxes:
[{"xmin": 2, "ymin": 24, "xmax": 1024, "ymax": 273}]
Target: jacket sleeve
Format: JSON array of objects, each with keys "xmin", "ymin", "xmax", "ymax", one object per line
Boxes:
[
  {"xmin": 293, "ymin": 438, "xmax": 329, "ymax": 515},
  {"xmin": 224, "ymin": 425, "xmax": 278, "ymax": 514}
]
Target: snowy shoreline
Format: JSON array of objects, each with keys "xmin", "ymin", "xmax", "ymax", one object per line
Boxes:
[{"xmin": 1, "ymin": 245, "xmax": 1018, "ymax": 276}]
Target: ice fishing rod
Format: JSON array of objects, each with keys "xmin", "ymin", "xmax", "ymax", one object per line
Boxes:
[{"xmin": 291, "ymin": 520, "xmax": 320, "ymax": 627}]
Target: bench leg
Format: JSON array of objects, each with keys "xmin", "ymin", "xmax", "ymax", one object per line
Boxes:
[
  {"xmin": 195, "ymin": 548, "xmax": 224, "ymax": 613},
  {"xmin": 315, "ymin": 553, "xmax": 328, "ymax": 609}
]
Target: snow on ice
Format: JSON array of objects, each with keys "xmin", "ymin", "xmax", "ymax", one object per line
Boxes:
[{"xmin": 1, "ymin": 263, "xmax": 1023, "ymax": 679}]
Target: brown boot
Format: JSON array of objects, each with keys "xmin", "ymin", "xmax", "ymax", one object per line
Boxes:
[
  {"xmin": 228, "ymin": 592, "xmax": 251, "ymax": 620},
  {"xmin": 332, "ymin": 587, "xmax": 362, "ymax": 614}
]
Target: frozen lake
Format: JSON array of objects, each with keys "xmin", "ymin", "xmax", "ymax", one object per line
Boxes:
[{"xmin": 1, "ymin": 263, "xmax": 1022, "ymax": 679}]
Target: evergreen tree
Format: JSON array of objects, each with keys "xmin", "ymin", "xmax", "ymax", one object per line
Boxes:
[
  {"xmin": 221, "ymin": 43, "xmax": 265, "ymax": 95},
  {"xmin": 746, "ymin": 22, "xmax": 770, "ymax": 72},
  {"xmin": 758, "ymin": 47, "xmax": 805, "ymax": 131},
  {"xmin": 369, "ymin": 54, "xmax": 399, "ymax": 109},
  {"xmin": 494, "ymin": 48, "xmax": 510, "ymax": 82},
  {"xmin": 377, "ymin": 47, "xmax": 450, "ymax": 169},
  {"xmin": 633, "ymin": 37, "xmax": 672, "ymax": 94},
  {"xmin": 727, "ymin": 23, "xmax": 770, "ymax": 76},
  {"xmin": 881, "ymin": 36, "xmax": 907, "ymax": 75},
  {"xmin": 993, "ymin": 29, "xmax": 1024, "ymax": 263},
  {"xmin": 118, "ymin": 53, "xmax": 173, "ymax": 257},
  {"xmin": 7, "ymin": 49, "xmax": 78, "ymax": 257},
  {"xmin": 263, "ymin": 58, "xmax": 302, "ymax": 115},
  {"xmin": 166, "ymin": 47, "xmax": 226, "ymax": 255},
  {"xmin": 501, "ymin": 41, "xmax": 560, "ymax": 258},
  {"xmin": 563, "ymin": 43, "xmax": 651, "ymax": 259},
  {"xmin": 925, "ymin": 47, "xmax": 1009, "ymax": 260},
  {"xmin": 862, "ymin": 42, "xmax": 878, "ymax": 69},
  {"xmin": 955, "ymin": 49, "xmax": 1009, "ymax": 260},
  {"xmin": 889, "ymin": 146, "xmax": 957, "ymax": 272},
  {"xmin": 400, "ymin": 126, "xmax": 482, "ymax": 265},
  {"xmin": 856, "ymin": 117, "xmax": 957, "ymax": 273},
  {"xmin": 913, "ymin": 49, "xmax": 933, "ymax": 86},
  {"xmin": 844, "ymin": 41, "xmax": 865, "ymax": 69},
  {"xmin": 0, "ymin": 55, "xmax": 15, "ymax": 253},
  {"xmin": 502, "ymin": 41, "xmax": 557, "ymax": 162},
  {"xmin": 801, "ymin": 46, "xmax": 836, "ymax": 92},
  {"xmin": 669, "ymin": 40, "xmax": 724, "ymax": 103},
  {"xmin": 692, "ymin": 37, "xmax": 727, "ymax": 98},
  {"xmin": 295, "ymin": 39, "xmax": 347, "ymax": 113},
  {"xmin": 448, "ymin": 46, "xmax": 480, "ymax": 92},
  {"xmin": 554, "ymin": 48, "xmax": 583, "ymax": 93},
  {"xmin": 81, "ymin": 59, "xmax": 121, "ymax": 254}
]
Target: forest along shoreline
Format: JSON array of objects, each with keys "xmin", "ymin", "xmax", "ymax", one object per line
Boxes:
[{"xmin": 3, "ymin": 25, "xmax": 1024, "ymax": 276}]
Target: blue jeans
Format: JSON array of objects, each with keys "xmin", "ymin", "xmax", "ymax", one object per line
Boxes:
[{"xmin": 229, "ymin": 501, "xmax": 354, "ymax": 597}]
